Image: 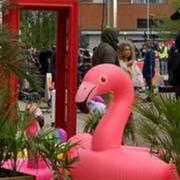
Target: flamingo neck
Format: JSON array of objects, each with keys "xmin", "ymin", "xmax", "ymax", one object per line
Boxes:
[{"xmin": 92, "ymin": 91, "xmax": 133, "ymax": 151}]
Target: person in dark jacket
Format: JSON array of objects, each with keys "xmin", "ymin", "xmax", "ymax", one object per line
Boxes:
[
  {"xmin": 142, "ymin": 43, "xmax": 155, "ymax": 91},
  {"xmin": 168, "ymin": 32, "xmax": 180, "ymax": 98},
  {"xmin": 92, "ymin": 28, "xmax": 119, "ymax": 106},
  {"xmin": 92, "ymin": 28, "xmax": 119, "ymax": 67}
]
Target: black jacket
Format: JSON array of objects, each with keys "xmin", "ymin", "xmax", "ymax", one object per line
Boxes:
[
  {"xmin": 168, "ymin": 47, "xmax": 180, "ymax": 86},
  {"xmin": 92, "ymin": 28, "xmax": 119, "ymax": 66}
]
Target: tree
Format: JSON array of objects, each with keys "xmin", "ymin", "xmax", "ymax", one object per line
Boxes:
[
  {"xmin": 155, "ymin": 0, "xmax": 180, "ymax": 39},
  {"xmin": 20, "ymin": 10, "xmax": 57, "ymax": 49}
]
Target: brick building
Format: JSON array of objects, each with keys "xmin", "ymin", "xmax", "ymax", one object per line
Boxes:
[{"xmin": 79, "ymin": 0, "xmax": 172, "ymax": 51}]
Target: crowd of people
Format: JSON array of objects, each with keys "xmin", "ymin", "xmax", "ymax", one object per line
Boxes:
[
  {"xmin": 77, "ymin": 28, "xmax": 180, "ymax": 145},
  {"xmin": 78, "ymin": 28, "xmax": 180, "ymax": 99},
  {"xmin": 18, "ymin": 28, "xmax": 180, "ymax": 107},
  {"xmin": 20, "ymin": 28, "xmax": 179, "ymax": 102},
  {"xmin": 17, "ymin": 28, "xmax": 180, "ymax": 134}
]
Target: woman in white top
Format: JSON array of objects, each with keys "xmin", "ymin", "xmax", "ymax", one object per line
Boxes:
[
  {"xmin": 118, "ymin": 41, "xmax": 145, "ymax": 145},
  {"xmin": 118, "ymin": 41, "xmax": 145, "ymax": 90}
]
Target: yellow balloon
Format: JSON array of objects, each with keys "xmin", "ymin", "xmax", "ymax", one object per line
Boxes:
[
  {"xmin": 56, "ymin": 153, "xmax": 64, "ymax": 160},
  {"xmin": 17, "ymin": 149, "xmax": 28, "ymax": 158}
]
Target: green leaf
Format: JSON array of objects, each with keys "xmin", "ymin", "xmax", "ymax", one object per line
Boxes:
[{"xmin": 135, "ymin": 93, "xmax": 180, "ymax": 175}]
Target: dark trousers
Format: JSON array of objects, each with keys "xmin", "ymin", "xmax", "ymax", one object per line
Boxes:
[
  {"xmin": 160, "ymin": 59, "xmax": 168, "ymax": 75},
  {"xmin": 174, "ymin": 86, "xmax": 180, "ymax": 99},
  {"xmin": 145, "ymin": 77, "xmax": 153, "ymax": 91}
]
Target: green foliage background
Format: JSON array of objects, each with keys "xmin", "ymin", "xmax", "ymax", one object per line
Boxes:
[
  {"xmin": 156, "ymin": 0, "xmax": 180, "ymax": 39},
  {"xmin": 20, "ymin": 10, "xmax": 57, "ymax": 49},
  {"xmin": 135, "ymin": 94, "xmax": 180, "ymax": 175}
]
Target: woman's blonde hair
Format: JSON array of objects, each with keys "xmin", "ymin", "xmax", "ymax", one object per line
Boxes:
[{"xmin": 118, "ymin": 41, "xmax": 136, "ymax": 61}]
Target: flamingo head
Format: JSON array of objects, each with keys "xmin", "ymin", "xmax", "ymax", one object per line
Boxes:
[{"xmin": 76, "ymin": 64, "xmax": 134, "ymax": 113}]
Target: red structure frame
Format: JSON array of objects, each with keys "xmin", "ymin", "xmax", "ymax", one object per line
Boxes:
[{"xmin": 3, "ymin": 0, "xmax": 79, "ymax": 137}]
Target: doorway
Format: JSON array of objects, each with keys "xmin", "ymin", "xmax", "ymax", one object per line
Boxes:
[{"xmin": 3, "ymin": 0, "xmax": 79, "ymax": 137}]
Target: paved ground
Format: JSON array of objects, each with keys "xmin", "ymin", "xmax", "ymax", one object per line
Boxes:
[
  {"xmin": 18, "ymin": 101, "xmax": 86, "ymax": 133},
  {"xmin": 19, "ymin": 98, "xmax": 150, "ymax": 147},
  {"xmin": 21, "ymin": 88, "xmax": 176, "ymax": 147}
]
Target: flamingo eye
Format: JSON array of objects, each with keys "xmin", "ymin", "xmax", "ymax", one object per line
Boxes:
[{"xmin": 99, "ymin": 75, "xmax": 107, "ymax": 84}]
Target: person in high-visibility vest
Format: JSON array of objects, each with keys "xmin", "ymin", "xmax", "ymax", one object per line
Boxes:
[{"xmin": 158, "ymin": 41, "xmax": 169, "ymax": 75}]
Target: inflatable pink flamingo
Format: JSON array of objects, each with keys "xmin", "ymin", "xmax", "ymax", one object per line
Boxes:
[{"xmin": 70, "ymin": 64, "xmax": 179, "ymax": 180}]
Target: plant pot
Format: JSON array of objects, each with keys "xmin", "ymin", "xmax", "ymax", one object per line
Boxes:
[
  {"xmin": 0, "ymin": 168, "xmax": 35, "ymax": 180},
  {"xmin": 27, "ymin": 154, "xmax": 47, "ymax": 169}
]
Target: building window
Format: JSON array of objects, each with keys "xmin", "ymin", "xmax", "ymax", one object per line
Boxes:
[
  {"xmin": 132, "ymin": 0, "xmax": 167, "ymax": 4},
  {"xmin": 137, "ymin": 18, "xmax": 156, "ymax": 29},
  {"xmin": 80, "ymin": 35, "xmax": 90, "ymax": 49},
  {"xmin": 137, "ymin": 19, "xmax": 147, "ymax": 29},
  {"xmin": 92, "ymin": 0, "xmax": 103, "ymax": 3},
  {"xmin": 80, "ymin": 0, "xmax": 93, "ymax": 3}
]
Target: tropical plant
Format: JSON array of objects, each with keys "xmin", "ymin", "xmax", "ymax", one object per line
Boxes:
[
  {"xmin": 0, "ymin": 6, "xmax": 43, "ymax": 176},
  {"xmin": 0, "ymin": 21, "xmax": 78, "ymax": 179},
  {"xmin": 0, "ymin": 25, "xmax": 41, "ymax": 92},
  {"xmin": 83, "ymin": 112, "xmax": 136, "ymax": 144},
  {"xmin": 0, "ymin": 89, "xmax": 78, "ymax": 178},
  {"xmin": 83, "ymin": 113, "xmax": 102, "ymax": 134},
  {"xmin": 28, "ymin": 131, "xmax": 79, "ymax": 180},
  {"xmin": 0, "ymin": 88, "xmax": 33, "ymax": 176},
  {"xmin": 135, "ymin": 93, "xmax": 180, "ymax": 175}
]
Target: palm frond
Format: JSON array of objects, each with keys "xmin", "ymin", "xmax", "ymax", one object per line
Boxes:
[
  {"xmin": 135, "ymin": 93, "xmax": 180, "ymax": 174},
  {"xmin": 0, "ymin": 25, "xmax": 42, "ymax": 92},
  {"xmin": 83, "ymin": 113, "xmax": 102, "ymax": 134}
]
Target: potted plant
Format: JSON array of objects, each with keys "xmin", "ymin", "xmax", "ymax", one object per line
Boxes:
[
  {"xmin": 29, "ymin": 130, "xmax": 78, "ymax": 179},
  {"xmin": 135, "ymin": 93, "xmax": 180, "ymax": 177},
  {"xmin": 0, "ymin": 24, "xmax": 78, "ymax": 179},
  {"xmin": 0, "ymin": 18, "xmax": 39, "ymax": 178},
  {"xmin": 0, "ymin": 88, "xmax": 35, "ymax": 179},
  {"xmin": 0, "ymin": 88, "xmax": 78, "ymax": 179}
]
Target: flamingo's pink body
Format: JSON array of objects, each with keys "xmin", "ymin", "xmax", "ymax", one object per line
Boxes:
[{"xmin": 70, "ymin": 64, "xmax": 178, "ymax": 180}]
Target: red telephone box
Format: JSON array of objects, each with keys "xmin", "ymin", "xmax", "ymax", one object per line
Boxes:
[{"xmin": 3, "ymin": 0, "xmax": 79, "ymax": 137}]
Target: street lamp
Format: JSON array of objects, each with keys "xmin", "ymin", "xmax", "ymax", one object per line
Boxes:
[
  {"xmin": 147, "ymin": 0, "xmax": 150, "ymax": 40},
  {"xmin": 106, "ymin": 0, "xmax": 117, "ymax": 28},
  {"xmin": 113, "ymin": 0, "xmax": 117, "ymax": 28}
]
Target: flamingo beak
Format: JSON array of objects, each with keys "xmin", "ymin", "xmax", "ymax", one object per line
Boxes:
[{"xmin": 76, "ymin": 81, "xmax": 96, "ymax": 113}]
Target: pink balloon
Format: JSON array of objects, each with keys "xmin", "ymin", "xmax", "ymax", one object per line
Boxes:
[
  {"xmin": 26, "ymin": 121, "xmax": 41, "ymax": 139},
  {"xmin": 92, "ymin": 96, "xmax": 105, "ymax": 104},
  {"xmin": 70, "ymin": 64, "xmax": 178, "ymax": 180}
]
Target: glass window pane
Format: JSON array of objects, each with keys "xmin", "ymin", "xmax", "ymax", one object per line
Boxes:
[{"xmin": 132, "ymin": 0, "xmax": 166, "ymax": 3}]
